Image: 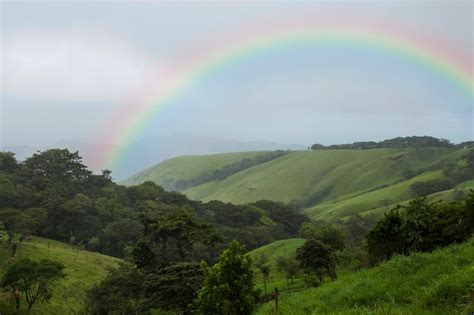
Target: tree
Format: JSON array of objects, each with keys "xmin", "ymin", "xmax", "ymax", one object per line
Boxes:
[
  {"xmin": 140, "ymin": 209, "xmax": 220, "ymax": 265},
  {"xmin": 253, "ymin": 253, "xmax": 271, "ymax": 295},
  {"xmin": 101, "ymin": 218, "xmax": 142, "ymax": 257},
  {"xmin": 0, "ymin": 151, "xmax": 18, "ymax": 171},
  {"xmin": 300, "ymin": 222, "xmax": 346, "ymax": 251},
  {"xmin": 366, "ymin": 209, "xmax": 407, "ymax": 261},
  {"xmin": 195, "ymin": 240, "xmax": 260, "ymax": 315},
  {"xmin": 86, "ymin": 263, "xmax": 145, "ymax": 314},
  {"xmin": 275, "ymin": 255, "xmax": 299, "ymax": 284},
  {"xmin": 23, "ymin": 149, "xmax": 90, "ymax": 184},
  {"xmin": 1, "ymin": 258, "xmax": 65, "ymax": 311},
  {"xmin": 367, "ymin": 195, "xmax": 474, "ymax": 262},
  {"xmin": 296, "ymin": 238, "xmax": 337, "ymax": 283},
  {"xmin": 143, "ymin": 262, "xmax": 203, "ymax": 311},
  {"xmin": 252, "ymin": 200, "xmax": 308, "ymax": 237}
]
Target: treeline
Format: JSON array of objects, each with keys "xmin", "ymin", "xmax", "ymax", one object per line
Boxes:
[
  {"xmin": 311, "ymin": 136, "xmax": 473, "ymax": 150},
  {"xmin": 85, "ymin": 192, "xmax": 474, "ymax": 314},
  {"xmin": 409, "ymin": 149, "xmax": 474, "ymax": 197},
  {"xmin": 255, "ymin": 193, "xmax": 474, "ymax": 294},
  {"xmin": 0, "ymin": 149, "xmax": 307, "ymax": 260},
  {"xmin": 169, "ymin": 150, "xmax": 290, "ymax": 191},
  {"xmin": 367, "ymin": 195, "xmax": 474, "ymax": 261}
]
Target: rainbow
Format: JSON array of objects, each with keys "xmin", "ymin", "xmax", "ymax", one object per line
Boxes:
[{"xmin": 90, "ymin": 15, "xmax": 473, "ymax": 172}]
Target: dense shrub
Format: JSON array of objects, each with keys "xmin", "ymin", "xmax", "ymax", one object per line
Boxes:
[
  {"xmin": 367, "ymin": 193, "xmax": 474, "ymax": 262},
  {"xmin": 410, "ymin": 178, "xmax": 455, "ymax": 197}
]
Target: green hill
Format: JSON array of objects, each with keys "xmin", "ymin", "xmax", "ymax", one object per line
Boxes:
[
  {"xmin": 124, "ymin": 147, "xmax": 472, "ymax": 221},
  {"xmin": 122, "ymin": 151, "xmax": 266, "ymax": 190},
  {"xmin": 248, "ymin": 238, "xmax": 304, "ymax": 268},
  {"xmin": 0, "ymin": 236, "xmax": 121, "ymax": 314},
  {"xmin": 256, "ymin": 238, "xmax": 474, "ymax": 314}
]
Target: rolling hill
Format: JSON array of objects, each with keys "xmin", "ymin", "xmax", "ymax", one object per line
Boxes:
[
  {"xmin": 0, "ymin": 235, "xmax": 120, "ymax": 314},
  {"xmin": 124, "ymin": 147, "xmax": 473, "ymax": 221}
]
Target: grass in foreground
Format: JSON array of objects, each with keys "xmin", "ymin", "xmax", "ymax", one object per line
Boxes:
[
  {"xmin": 0, "ymin": 235, "xmax": 121, "ymax": 314},
  {"xmin": 257, "ymin": 239, "xmax": 474, "ymax": 314}
]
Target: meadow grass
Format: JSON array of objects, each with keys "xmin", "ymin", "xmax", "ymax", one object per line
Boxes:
[
  {"xmin": 256, "ymin": 239, "xmax": 474, "ymax": 315},
  {"xmin": 122, "ymin": 151, "xmax": 265, "ymax": 186},
  {"xmin": 0, "ymin": 235, "xmax": 121, "ymax": 314}
]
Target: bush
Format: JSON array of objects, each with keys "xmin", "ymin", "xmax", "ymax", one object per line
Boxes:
[
  {"xmin": 410, "ymin": 178, "xmax": 455, "ymax": 197},
  {"xmin": 367, "ymin": 193, "xmax": 474, "ymax": 262}
]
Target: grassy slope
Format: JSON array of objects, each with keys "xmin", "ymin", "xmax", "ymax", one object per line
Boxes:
[
  {"xmin": 124, "ymin": 147, "xmax": 470, "ymax": 220},
  {"xmin": 186, "ymin": 148, "xmax": 461, "ymax": 210},
  {"xmin": 256, "ymin": 239, "xmax": 474, "ymax": 315},
  {"xmin": 360, "ymin": 180, "xmax": 474, "ymax": 218},
  {"xmin": 121, "ymin": 151, "xmax": 265, "ymax": 187},
  {"xmin": 185, "ymin": 148, "xmax": 455, "ymax": 204},
  {"xmin": 0, "ymin": 236, "xmax": 120, "ymax": 314},
  {"xmin": 248, "ymin": 238, "xmax": 304, "ymax": 269},
  {"xmin": 248, "ymin": 239, "xmax": 307, "ymax": 294}
]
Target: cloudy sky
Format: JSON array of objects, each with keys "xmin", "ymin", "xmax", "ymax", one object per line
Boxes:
[{"xmin": 1, "ymin": 1, "xmax": 473, "ymax": 150}]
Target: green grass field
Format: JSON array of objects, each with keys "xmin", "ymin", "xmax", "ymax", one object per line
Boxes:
[
  {"xmin": 125, "ymin": 147, "xmax": 470, "ymax": 220},
  {"xmin": 121, "ymin": 151, "xmax": 265, "ymax": 188},
  {"xmin": 255, "ymin": 238, "xmax": 474, "ymax": 315},
  {"xmin": 248, "ymin": 239, "xmax": 307, "ymax": 295},
  {"xmin": 0, "ymin": 236, "xmax": 120, "ymax": 314},
  {"xmin": 249, "ymin": 238, "xmax": 304, "ymax": 270}
]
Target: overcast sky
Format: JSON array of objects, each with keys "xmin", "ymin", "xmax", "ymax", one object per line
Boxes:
[{"xmin": 1, "ymin": 1, "xmax": 473, "ymax": 149}]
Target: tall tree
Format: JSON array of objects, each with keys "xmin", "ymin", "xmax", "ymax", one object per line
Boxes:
[
  {"xmin": 253, "ymin": 253, "xmax": 271, "ymax": 295},
  {"xmin": 139, "ymin": 209, "xmax": 220, "ymax": 266},
  {"xmin": 196, "ymin": 240, "xmax": 260, "ymax": 315}
]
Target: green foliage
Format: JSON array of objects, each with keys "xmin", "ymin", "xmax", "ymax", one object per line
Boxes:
[
  {"xmin": 0, "ymin": 149, "xmax": 309, "ymax": 264},
  {"xmin": 1, "ymin": 258, "xmax": 65, "ymax": 311},
  {"xmin": 410, "ymin": 178, "xmax": 455, "ymax": 197},
  {"xmin": 137, "ymin": 209, "xmax": 220, "ymax": 266},
  {"xmin": 253, "ymin": 253, "xmax": 271, "ymax": 295},
  {"xmin": 296, "ymin": 238, "xmax": 337, "ymax": 282},
  {"xmin": 367, "ymin": 193, "xmax": 474, "ymax": 262},
  {"xmin": 144, "ymin": 262, "xmax": 203, "ymax": 311},
  {"xmin": 85, "ymin": 263, "xmax": 145, "ymax": 314},
  {"xmin": 367, "ymin": 209, "xmax": 407, "ymax": 260},
  {"xmin": 275, "ymin": 255, "xmax": 300, "ymax": 283},
  {"xmin": 196, "ymin": 240, "xmax": 260, "ymax": 315},
  {"xmin": 311, "ymin": 136, "xmax": 454, "ymax": 150},
  {"xmin": 251, "ymin": 200, "xmax": 307, "ymax": 237},
  {"xmin": 299, "ymin": 222, "xmax": 346, "ymax": 251}
]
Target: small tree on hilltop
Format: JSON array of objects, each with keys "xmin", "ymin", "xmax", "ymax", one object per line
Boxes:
[
  {"xmin": 195, "ymin": 240, "xmax": 260, "ymax": 315},
  {"xmin": 1, "ymin": 258, "xmax": 65, "ymax": 311}
]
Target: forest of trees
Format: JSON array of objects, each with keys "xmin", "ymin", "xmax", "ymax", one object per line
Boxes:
[
  {"xmin": 311, "ymin": 136, "xmax": 474, "ymax": 150},
  {"xmin": 0, "ymin": 149, "xmax": 307, "ymax": 261}
]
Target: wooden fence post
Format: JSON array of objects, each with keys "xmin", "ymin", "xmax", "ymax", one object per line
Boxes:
[{"xmin": 274, "ymin": 287, "xmax": 279, "ymax": 315}]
